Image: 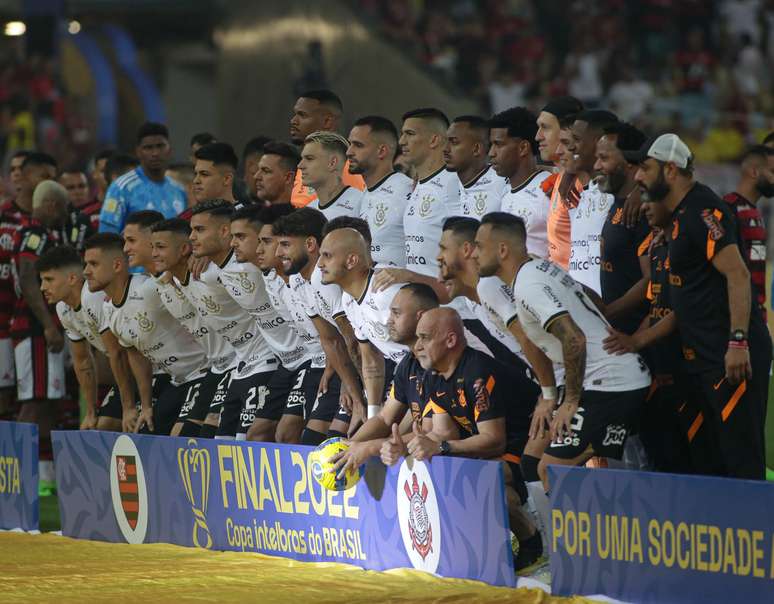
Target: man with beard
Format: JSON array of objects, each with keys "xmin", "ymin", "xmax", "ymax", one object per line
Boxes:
[
  {"xmin": 288, "ymin": 89, "xmax": 364, "ymax": 207},
  {"xmin": 634, "ymin": 134, "xmax": 771, "ymax": 479},
  {"xmin": 723, "ymin": 145, "xmax": 774, "ymax": 323},
  {"xmin": 596, "ymin": 122, "xmax": 652, "ymax": 334}
]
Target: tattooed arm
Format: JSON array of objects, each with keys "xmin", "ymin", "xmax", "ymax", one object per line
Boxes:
[{"xmin": 546, "ymin": 313, "xmax": 587, "ymax": 440}]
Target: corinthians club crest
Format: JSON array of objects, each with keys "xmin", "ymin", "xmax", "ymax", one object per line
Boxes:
[
  {"xmin": 397, "ymin": 460, "xmax": 441, "ymax": 572},
  {"xmin": 135, "ymin": 311, "xmax": 154, "ymax": 333},
  {"xmin": 237, "ymin": 272, "xmax": 256, "ymax": 294},
  {"xmin": 418, "ymin": 194, "xmax": 434, "ymax": 218},
  {"xmin": 373, "ymin": 202, "xmax": 387, "ymax": 227}
]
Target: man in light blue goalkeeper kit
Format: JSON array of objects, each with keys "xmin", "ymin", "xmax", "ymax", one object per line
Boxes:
[{"xmin": 98, "ymin": 122, "xmax": 186, "ymax": 234}]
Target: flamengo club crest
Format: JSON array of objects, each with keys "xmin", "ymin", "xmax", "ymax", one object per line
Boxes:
[
  {"xmin": 109, "ymin": 435, "xmax": 149, "ymax": 544},
  {"xmin": 397, "ymin": 460, "xmax": 441, "ymax": 573}
]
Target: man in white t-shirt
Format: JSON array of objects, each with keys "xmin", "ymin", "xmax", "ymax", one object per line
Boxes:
[
  {"xmin": 473, "ymin": 212, "xmax": 650, "ymax": 490},
  {"xmin": 489, "ymin": 107, "xmax": 551, "ymax": 259},
  {"xmin": 272, "ymin": 208, "xmax": 368, "ymax": 436},
  {"xmin": 150, "ymin": 217, "xmax": 239, "ymax": 439},
  {"xmin": 372, "ymin": 108, "xmax": 459, "ymax": 301},
  {"xmin": 348, "ymin": 115, "xmax": 413, "ymax": 267},
  {"xmin": 301, "ymin": 131, "xmax": 363, "ymax": 220},
  {"xmin": 83, "ymin": 232, "xmax": 209, "ymax": 436},
  {"xmin": 567, "ymin": 110, "xmax": 619, "ymax": 294},
  {"xmin": 38, "ymin": 245, "xmax": 135, "ymax": 432},
  {"xmin": 445, "ymin": 115, "xmax": 507, "ymax": 219},
  {"xmin": 318, "ymin": 228, "xmax": 408, "ymax": 418}
]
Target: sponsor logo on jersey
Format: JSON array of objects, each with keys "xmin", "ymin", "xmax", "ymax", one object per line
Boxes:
[
  {"xmin": 177, "ymin": 439, "xmax": 213, "ymax": 549},
  {"xmin": 397, "ymin": 460, "xmax": 441, "ymax": 573},
  {"xmin": 110, "ymin": 435, "xmax": 149, "ymax": 544}
]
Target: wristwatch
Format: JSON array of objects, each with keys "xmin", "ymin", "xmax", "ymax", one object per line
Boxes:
[
  {"xmin": 438, "ymin": 441, "xmax": 451, "ymax": 456},
  {"xmin": 730, "ymin": 329, "xmax": 747, "ymax": 342}
]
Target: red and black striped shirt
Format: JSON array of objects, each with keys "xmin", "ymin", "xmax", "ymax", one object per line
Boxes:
[
  {"xmin": 723, "ymin": 192, "xmax": 767, "ymax": 322},
  {"xmin": 0, "ymin": 200, "xmax": 28, "ymax": 339}
]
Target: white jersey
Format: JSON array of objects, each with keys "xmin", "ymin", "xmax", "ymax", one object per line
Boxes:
[
  {"xmin": 468, "ymin": 277, "xmax": 523, "ymax": 359},
  {"xmin": 568, "ymin": 180, "xmax": 613, "ymax": 294},
  {"xmin": 499, "ymin": 170, "xmax": 551, "ymax": 259},
  {"xmin": 220, "ymin": 261, "xmax": 311, "ymax": 371},
  {"xmin": 279, "ymin": 274, "xmax": 329, "ymax": 369},
  {"xmin": 403, "ymin": 166, "xmax": 461, "ymax": 277},
  {"xmin": 307, "ymin": 266, "xmax": 345, "ymax": 324},
  {"xmin": 176, "ymin": 252, "xmax": 277, "ymax": 378},
  {"xmin": 509, "ymin": 259, "xmax": 650, "ymax": 392},
  {"xmin": 156, "ymin": 278, "xmax": 236, "ymax": 374},
  {"xmin": 103, "ymin": 274, "xmax": 207, "ymax": 384},
  {"xmin": 459, "ymin": 166, "xmax": 508, "ymax": 218},
  {"xmin": 359, "ymin": 172, "xmax": 413, "ymax": 267},
  {"xmin": 57, "ymin": 282, "xmax": 109, "ymax": 354},
  {"xmin": 307, "ymin": 186, "xmax": 363, "ymax": 221},
  {"xmin": 341, "ymin": 269, "xmax": 408, "ymax": 363}
]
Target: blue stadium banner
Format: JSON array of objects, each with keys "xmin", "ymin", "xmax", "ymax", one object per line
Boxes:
[
  {"xmin": 52, "ymin": 431, "xmax": 516, "ymax": 586},
  {"xmin": 0, "ymin": 420, "xmax": 38, "ymax": 531},
  {"xmin": 549, "ymin": 466, "xmax": 774, "ymax": 603}
]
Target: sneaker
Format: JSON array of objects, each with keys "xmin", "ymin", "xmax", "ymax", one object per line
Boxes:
[{"xmin": 514, "ymin": 531, "xmax": 543, "ymax": 572}]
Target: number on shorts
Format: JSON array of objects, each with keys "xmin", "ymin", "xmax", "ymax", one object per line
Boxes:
[
  {"xmin": 244, "ymin": 385, "xmax": 270, "ymax": 410},
  {"xmin": 292, "ymin": 369, "xmax": 307, "ymax": 391}
]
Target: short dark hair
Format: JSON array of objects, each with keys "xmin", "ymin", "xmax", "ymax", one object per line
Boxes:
[
  {"xmin": 576, "ymin": 109, "xmax": 619, "ymax": 132},
  {"xmin": 84, "ymin": 232, "xmax": 125, "ymax": 254},
  {"xmin": 126, "ymin": 210, "xmax": 164, "ymax": 229},
  {"xmin": 230, "ymin": 204, "xmax": 264, "ymax": 226},
  {"xmin": 60, "ymin": 165, "xmax": 87, "ymax": 177},
  {"xmin": 190, "ymin": 132, "xmax": 216, "ymax": 148},
  {"xmin": 402, "ymin": 107, "xmax": 450, "ymax": 130},
  {"xmin": 442, "ymin": 216, "xmax": 480, "ymax": 242},
  {"xmin": 488, "ymin": 107, "xmax": 538, "ymax": 154},
  {"xmin": 273, "ymin": 208, "xmax": 327, "ymax": 244},
  {"xmin": 603, "ymin": 122, "xmax": 646, "ymax": 153},
  {"xmin": 741, "ymin": 144, "xmax": 774, "ymax": 163},
  {"xmin": 260, "ymin": 203, "xmax": 295, "ymax": 225},
  {"xmin": 452, "ymin": 115, "xmax": 489, "ymax": 130},
  {"xmin": 243, "ymin": 136, "xmax": 272, "ymax": 160},
  {"xmin": 481, "ymin": 212, "xmax": 527, "ymax": 241},
  {"xmin": 194, "ymin": 142, "xmax": 238, "ymax": 170},
  {"xmin": 190, "ymin": 199, "xmax": 234, "ymax": 220},
  {"xmin": 94, "ymin": 148, "xmax": 115, "ymax": 163},
  {"xmin": 137, "ymin": 122, "xmax": 169, "ymax": 144},
  {"xmin": 150, "ymin": 217, "xmax": 191, "ymax": 236},
  {"xmin": 22, "ymin": 152, "xmax": 57, "ymax": 170},
  {"xmin": 299, "ymin": 89, "xmax": 343, "ymax": 113},
  {"xmin": 352, "ymin": 115, "xmax": 398, "ymax": 145},
  {"xmin": 558, "ymin": 113, "xmax": 578, "ymax": 129},
  {"xmin": 399, "ymin": 282, "xmax": 439, "ymax": 310},
  {"xmin": 541, "ymin": 96, "xmax": 584, "ymax": 120},
  {"xmin": 262, "ymin": 142, "xmax": 301, "ymax": 172},
  {"xmin": 322, "ymin": 216, "xmax": 372, "ymax": 245},
  {"xmin": 36, "ymin": 246, "xmax": 83, "ymax": 273},
  {"xmin": 11, "ymin": 149, "xmax": 31, "ymax": 162},
  {"xmin": 106, "ymin": 153, "xmax": 139, "ymax": 178}
]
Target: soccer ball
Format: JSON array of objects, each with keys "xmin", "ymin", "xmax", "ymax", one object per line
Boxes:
[{"xmin": 310, "ymin": 437, "xmax": 363, "ymax": 491}]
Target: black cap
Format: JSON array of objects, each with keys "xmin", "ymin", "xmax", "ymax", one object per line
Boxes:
[
  {"xmin": 622, "ymin": 135, "xmax": 658, "ymax": 164},
  {"xmin": 541, "ymin": 96, "xmax": 584, "ymax": 120}
]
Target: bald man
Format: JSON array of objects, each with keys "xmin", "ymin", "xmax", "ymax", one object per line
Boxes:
[
  {"xmin": 403, "ymin": 306, "xmax": 544, "ymax": 571},
  {"xmin": 318, "ymin": 228, "xmax": 409, "ymax": 417}
]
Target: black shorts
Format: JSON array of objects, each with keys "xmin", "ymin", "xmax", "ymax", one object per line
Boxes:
[
  {"xmin": 503, "ymin": 458, "xmax": 529, "ymax": 504},
  {"xmin": 267, "ymin": 362, "xmax": 312, "ymax": 419},
  {"xmin": 229, "ymin": 370, "xmax": 275, "ymax": 434},
  {"xmin": 546, "ymin": 387, "xmax": 648, "ymax": 460},
  {"xmin": 138, "ymin": 373, "xmax": 179, "ymax": 436},
  {"xmin": 208, "ymin": 369, "xmax": 235, "ymax": 415},
  {"xmin": 305, "ymin": 371, "xmax": 342, "ymax": 423},
  {"xmin": 177, "ymin": 370, "xmax": 224, "ymax": 423},
  {"xmin": 98, "ymin": 386, "xmax": 124, "ymax": 420},
  {"xmin": 684, "ymin": 368, "xmax": 767, "ymax": 480}
]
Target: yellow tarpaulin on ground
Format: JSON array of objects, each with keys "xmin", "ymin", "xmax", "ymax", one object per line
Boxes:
[{"xmin": 0, "ymin": 533, "xmax": 594, "ymax": 604}]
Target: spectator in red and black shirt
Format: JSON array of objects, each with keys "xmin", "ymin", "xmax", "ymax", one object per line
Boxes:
[
  {"xmin": 59, "ymin": 167, "xmax": 101, "ymax": 230},
  {"xmin": 723, "ymin": 145, "xmax": 774, "ymax": 323}
]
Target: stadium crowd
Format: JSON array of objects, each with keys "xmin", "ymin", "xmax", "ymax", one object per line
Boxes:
[{"xmin": 1, "ymin": 86, "xmax": 773, "ymax": 572}]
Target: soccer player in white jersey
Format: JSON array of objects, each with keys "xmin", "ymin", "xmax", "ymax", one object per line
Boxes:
[
  {"xmin": 227, "ymin": 205, "xmax": 338, "ymax": 445},
  {"xmin": 300, "ymin": 131, "xmax": 363, "ymax": 220},
  {"xmin": 318, "ymin": 228, "xmax": 408, "ymax": 418},
  {"xmin": 149, "ymin": 217, "xmax": 239, "ymax": 438},
  {"xmin": 473, "ymin": 213, "xmax": 651, "ymax": 490},
  {"xmin": 372, "ymin": 108, "xmax": 459, "ymax": 301},
  {"xmin": 38, "ymin": 246, "xmax": 135, "ymax": 432},
  {"xmin": 444, "ymin": 115, "xmax": 507, "ymax": 218},
  {"xmin": 489, "ymin": 107, "xmax": 552, "ymax": 259},
  {"xmin": 272, "ymin": 208, "xmax": 367, "ymax": 435},
  {"xmin": 123, "ymin": 210, "xmax": 235, "ymax": 437},
  {"xmin": 347, "ymin": 115, "xmax": 413, "ymax": 267},
  {"xmin": 185, "ymin": 201, "xmax": 280, "ymax": 440},
  {"xmin": 566, "ymin": 110, "xmax": 619, "ymax": 294},
  {"xmin": 83, "ymin": 233, "xmax": 209, "ymax": 436}
]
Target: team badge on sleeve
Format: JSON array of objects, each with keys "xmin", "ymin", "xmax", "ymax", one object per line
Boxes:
[{"xmin": 701, "ymin": 209, "xmax": 725, "ymax": 240}]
